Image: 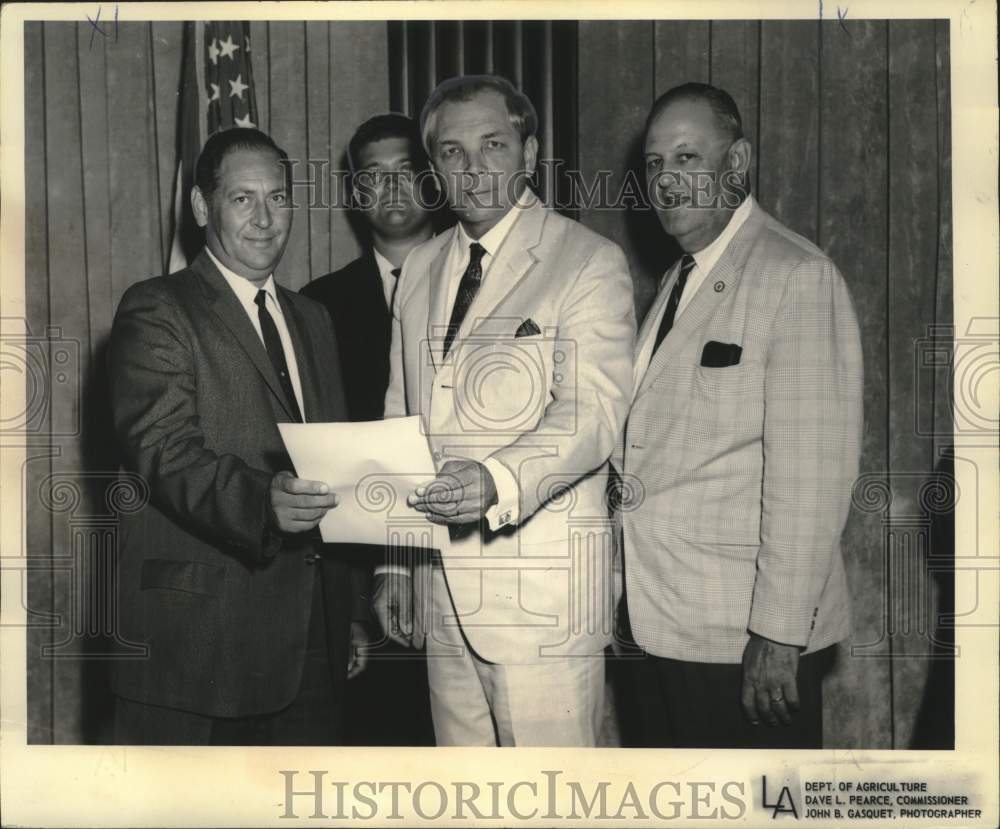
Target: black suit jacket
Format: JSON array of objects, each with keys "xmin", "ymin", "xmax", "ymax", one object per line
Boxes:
[
  {"xmin": 107, "ymin": 250, "xmax": 369, "ymax": 719},
  {"xmin": 300, "ymin": 252, "xmax": 391, "ymax": 422}
]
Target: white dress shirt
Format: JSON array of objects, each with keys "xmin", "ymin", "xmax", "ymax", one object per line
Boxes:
[
  {"xmin": 635, "ymin": 195, "xmax": 755, "ymax": 382},
  {"xmin": 372, "ymin": 247, "xmax": 401, "ymax": 310},
  {"xmin": 441, "ymin": 193, "xmax": 532, "ymax": 531},
  {"xmin": 206, "ymin": 248, "xmax": 306, "ymax": 420}
]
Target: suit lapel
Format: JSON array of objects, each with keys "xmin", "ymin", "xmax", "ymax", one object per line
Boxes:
[
  {"xmin": 193, "ymin": 251, "xmax": 298, "ymax": 420},
  {"xmin": 426, "ymin": 233, "xmax": 456, "ymax": 370},
  {"xmin": 463, "ymin": 197, "xmax": 544, "ymax": 336},
  {"xmin": 636, "ymin": 202, "xmax": 766, "ymax": 398},
  {"xmin": 276, "ymin": 288, "xmax": 320, "ymax": 422}
]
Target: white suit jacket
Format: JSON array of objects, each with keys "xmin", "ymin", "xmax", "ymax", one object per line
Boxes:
[
  {"xmin": 617, "ymin": 201, "xmax": 863, "ymax": 663},
  {"xmin": 386, "ymin": 192, "xmax": 636, "ymax": 663}
]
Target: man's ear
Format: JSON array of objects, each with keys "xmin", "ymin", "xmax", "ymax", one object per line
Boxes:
[
  {"xmin": 728, "ymin": 137, "xmax": 752, "ymax": 176},
  {"xmin": 522, "ymin": 135, "xmax": 539, "ymax": 176},
  {"xmin": 191, "ymin": 186, "xmax": 209, "ymax": 228}
]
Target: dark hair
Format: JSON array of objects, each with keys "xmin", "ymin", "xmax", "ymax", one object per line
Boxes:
[
  {"xmin": 645, "ymin": 82, "xmax": 744, "ymax": 144},
  {"xmin": 420, "ymin": 74, "xmax": 538, "ymax": 153},
  {"xmin": 348, "ymin": 113, "xmax": 428, "ymax": 173},
  {"xmin": 194, "ymin": 127, "xmax": 288, "ymax": 199}
]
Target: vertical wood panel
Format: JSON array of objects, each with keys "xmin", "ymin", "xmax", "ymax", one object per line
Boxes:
[
  {"xmin": 105, "ymin": 22, "xmax": 161, "ymax": 304},
  {"xmin": 653, "ymin": 20, "xmax": 710, "ymax": 96},
  {"xmin": 150, "ymin": 22, "xmax": 183, "ymax": 268},
  {"xmin": 463, "ymin": 20, "xmax": 493, "ymax": 75},
  {"xmin": 819, "ymin": 18, "xmax": 892, "ymax": 749},
  {"xmin": 268, "ymin": 22, "xmax": 310, "ymax": 290},
  {"xmin": 436, "ymin": 21, "xmax": 463, "ymax": 80},
  {"xmin": 325, "ymin": 22, "xmax": 390, "ymax": 276},
  {"xmin": 305, "ymin": 22, "xmax": 331, "ymax": 278},
  {"xmin": 249, "ymin": 22, "xmax": 270, "ymax": 135},
  {"xmin": 577, "ymin": 21, "xmax": 655, "ymax": 318},
  {"xmin": 492, "ymin": 21, "xmax": 523, "ymax": 88},
  {"xmin": 406, "ymin": 21, "xmax": 436, "ymax": 116},
  {"xmin": 758, "ymin": 21, "xmax": 820, "ymax": 240},
  {"xmin": 43, "ymin": 21, "xmax": 90, "ymax": 744},
  {"xmin": 933, "ymin": 21, "xmax": 953, "ymax": 452},
  {"xmin": 24, "ymin": 21, "xmax": 53, "ymax": 744},
  {"xmin": 886, "ymin": 20, "xmax": 942, "ymax": 749},
  {"xmin": 78, "ymin": 24, "xmax": 113, "ymax": 354},
  {"xmin": 710, "ymin": 21, "xmax": 760, "ymax": 196}
]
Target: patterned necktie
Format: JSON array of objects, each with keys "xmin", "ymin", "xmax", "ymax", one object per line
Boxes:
[
  {"xmin": 254, "ymin": 289, "xmax": 302, "ymax": 422},
  {"xmin": 442, "ymin": 242, "xmax": 487, "ymax": 359},
  {"xmin": 651, "ymin": 253, "xmax": 696, "ymax": 356}
]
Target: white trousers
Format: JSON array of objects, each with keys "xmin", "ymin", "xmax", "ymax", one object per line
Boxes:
[{"xmin": 425, "ymin": 567, "xmax": 604, "ymax": 747}]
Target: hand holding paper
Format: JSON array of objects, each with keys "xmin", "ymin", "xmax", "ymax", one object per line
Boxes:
[
  {"xmin": 278, "ymin": 416, "xmax": 449, "ymax": 550},
  {"xmin": 408, "ymin": 459, "xmax": 498, "ymax": 524}
]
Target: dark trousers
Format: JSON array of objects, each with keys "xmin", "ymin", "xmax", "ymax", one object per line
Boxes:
[
  {"xmin": 627, "ymin": 648, "xmax": 832, "ymax": 749},
  {"xmin": 613, "ymin": 600, "xmax": 832, "ymax": 748},
  {"xmin": 114, "ymin": 570, "xmax": 343, "ymax": 746}
]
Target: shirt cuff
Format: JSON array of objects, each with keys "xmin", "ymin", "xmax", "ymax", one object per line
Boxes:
[
  {"xmin": 374, "ymin": 564, "xmax": 411, "ymax": 578},
  {"xmin": 483, "ymin": 456, "xmax": 519, "ymax": 530}
]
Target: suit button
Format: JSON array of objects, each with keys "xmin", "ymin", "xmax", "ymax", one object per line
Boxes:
[{"xmin": 305, "ymin": 553, "xmax": 321, "ymax": 565}]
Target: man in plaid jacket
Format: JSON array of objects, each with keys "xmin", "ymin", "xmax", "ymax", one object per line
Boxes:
[{"xmin": 614, "ymin": 82, "xmax": 864, "ymax": 748}]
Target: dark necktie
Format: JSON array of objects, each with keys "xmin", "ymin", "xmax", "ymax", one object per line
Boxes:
[
  {"xmin": 388, "ymin": 266, "xmax": 401, "ymax": 311},
  {"xmin": 254, "ymin": 289, "xmax": 302, "ymax": 422},
  {"xmin": 651, "ymin": 253, "xmax": 696, "ymax": 356},
  {"xmin": 442, "ymin": 242, "xmax": 487, "ymax": 359}
]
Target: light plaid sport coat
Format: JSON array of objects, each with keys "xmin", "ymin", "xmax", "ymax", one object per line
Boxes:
[{"xmin": 616, "ymin": 200, "xmax": 863, "ymax": 663}]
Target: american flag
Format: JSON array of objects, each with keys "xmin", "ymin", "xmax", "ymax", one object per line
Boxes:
[{"xmin": 167, "ymin": 21, "xmax": 259, "ymax": 272}]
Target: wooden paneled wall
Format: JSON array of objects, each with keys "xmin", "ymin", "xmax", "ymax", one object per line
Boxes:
[{"xmin": 25, "ymin": 19, "xmax": 952, "ymax": 747}]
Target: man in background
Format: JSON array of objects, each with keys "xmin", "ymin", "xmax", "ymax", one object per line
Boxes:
[
  {"xmin": 301, "ymin": 113, "xmax": 436, "ymax": 745},
  {"xmin": 615, "ymin": 83, "xmax": 863, "ymax": 748},
  {"xmin": 108, "ymin": 127, "xmax": 370, "ymax": 745}
]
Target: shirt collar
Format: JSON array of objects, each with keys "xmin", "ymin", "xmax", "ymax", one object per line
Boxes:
[
  {"xmin": 688, "ymin": 195, "xmax": 755, "ymax": 276},
  {"xmin": 372, "ymin": 247, "xmax": 398, "ymax": 279},
  {"xmin": 206, "ymin": 247, "xmax": 277, "ymax": 303},
  {"xmin": 454, "ymin": 188, "xmax": 533, "ymax": 258}
]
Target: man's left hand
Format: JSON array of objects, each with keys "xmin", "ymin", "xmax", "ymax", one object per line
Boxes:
[
  {"xmin": 407, "ymin": 460, "xmax": 498, "ymax": 525},
  {"xmin": 741, "ymin": 632, "xmax": 801, "ymax": 726},
  {"xmin": 347, "ymin": 621, "xmax": 373, "ymax": 680}
]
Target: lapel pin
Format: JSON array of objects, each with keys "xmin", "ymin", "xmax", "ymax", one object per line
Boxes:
[{"xmin": 714, "ymin": 281, "xmax": 725, "ymax": 292}]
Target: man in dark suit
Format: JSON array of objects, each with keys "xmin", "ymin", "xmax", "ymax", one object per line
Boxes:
[
  {"xmin": 108, "ymin": 127, "xmax": 371, "ymax": 745},
  {"xmin": 301, "ymin": 114, "xmax": 435, "ymax": 745},
  {"xmin": 301, "ymin": 114, "xmax": 434, "ymax": 422}
]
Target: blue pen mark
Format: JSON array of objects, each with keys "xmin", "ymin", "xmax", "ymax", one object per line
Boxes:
[
  {"xmin": 86, "ymin": 5, "xmax": 119, "ymax": 50},
  {"xmin": 838, "ymin": 6, "xmax": 853, "ymax": 37}
]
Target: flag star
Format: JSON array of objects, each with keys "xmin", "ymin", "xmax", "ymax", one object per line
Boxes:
[
  {"xmin": 208, "ymin": 83, "xmax": 220, "ymax": 102},
  {"xmin": 228, "ymin": 74, "xmax": 249, "ymax": 100},
  {"xmin": 218, "ymin": 34, "xmax": 239, "ymax": 60},
  {"xmin": 234, "ymin": 113, "xmax": 256, "ymax": 128},
  {"xmin": 207, "ymin": 39, "xmax": 220, "ymax": 65}
]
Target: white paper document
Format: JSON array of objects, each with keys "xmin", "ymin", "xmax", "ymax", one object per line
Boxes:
[{"xmin": 278, "ymin": 416, "xmax": 447, "ymax": 550}]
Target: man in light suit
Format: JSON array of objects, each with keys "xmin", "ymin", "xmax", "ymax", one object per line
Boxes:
[
  {"xmin": 108, "ymin": 128, "xmax": 370, "ymax": 744},
  {"xmin": 375, "ymin": 75, "xmax": 636, "ymax": 746},
  {"xmin": 615, "ymin": 83, "xmax": 863, "ymax": 748}
]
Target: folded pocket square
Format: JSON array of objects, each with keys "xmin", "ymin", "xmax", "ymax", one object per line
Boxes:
[
  {"xmin": 515, "ymin": 318, "xmax": 541, "ymax": 337},
  {"xmin": 701, "ymin": 341, "xmax": 743, "ymax": 367}
]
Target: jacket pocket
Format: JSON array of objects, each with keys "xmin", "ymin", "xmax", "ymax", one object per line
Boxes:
[{"xmin": 140, "ymin": 559, "xmax": 225, "ymax": 597}]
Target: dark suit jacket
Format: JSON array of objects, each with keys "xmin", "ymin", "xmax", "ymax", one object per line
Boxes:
[
  {"xmin": 107, "ymin": 250, "xmax": 369, "ymax": 719},
  {"xmin": 300, "ymin": 252, "xmax": 391, "ymax": 422}
]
